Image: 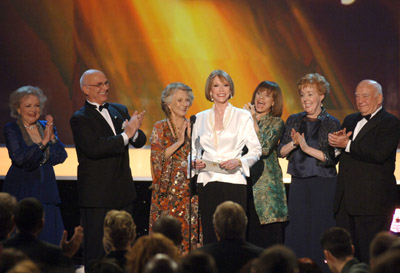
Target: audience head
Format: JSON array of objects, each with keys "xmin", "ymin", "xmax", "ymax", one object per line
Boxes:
[
  {"xmin": 6, "ymin": 260, "xmax": 40, "ymax": 273},
  {"xmin": 103, "ymin": 210, "xmax": 137, "ymax": 253},
  {"xmin": 320, "ymin": 227, "xmax": 354, "ymax": 273},
  {"xmin": 14, "ymin": 198, "xmax": 44, "ymax": 235},
  {"xmin": 239, "ymin": 259, "xmax": 257, "ymax": 273},
  {"xmin": 126, "ymin": 233, "xmax": 180, "ymax": 273},
  {"xmin": 372, "ymin": 249, "xmax": 400, "ymax": 273},
  {"xmin": 179, "ymin": 251, "xmax": 217, "ymax": 273},
  {"xmin": 86, "ymin": 259, "xmax": 124, "ymax": 273},
  {"xmin": 9, "ymin": 86, "xmax": 47, "ymax": 119},
  {"xmin": 251, "ymin": 81, "xmax": 283, "ymax": 117},
  {"xmin": 143, "ymin": 254, "xmax": 178, "ymax": 273},
  {"xmin": 320, "ymin": 227, "xmax": 353, "ymax": 260},
  {"xmin": 0, "ymin": 248, "xmax": 30, "ymax": 273},
  {"xmin": 213, "ymin": 201, "xmax": 247, "ymax": 241},
  {"xmin": 355, "ymin": 79, "xmax": 383, "ymax": 116},
  {"xmin": 80, "ymin": 69, "xmax": 110, "ymax": 105},
  {"xmin": 255, "ymin": 245, "xmax": 298, "ymax": 273},
  {"xmin": 0, "ymin": 192, "xmax": 17, "ymax": 240},
  {"xmin": 296, "ymin": 73, "xmax": 330, "ymax": 102},
  {"xmin": 297, "ymin": 258, "xmax": 322, "ymax": 273},
  {"xmin": 152, "ymin": 215, "xmax": 183, "ymax": 247},
  {"xmin": 205, "ymin": 69, "xmax": 235, "ymax": 101},
  {"xmin": 370, "ymin": 231, "xmax": 400, "ymax": 268},
  {"xmin": 161, "ymin": 82, "xmax": 194, "ymax": 117}
]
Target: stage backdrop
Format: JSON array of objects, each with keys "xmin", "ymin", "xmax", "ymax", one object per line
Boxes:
[{"xmin": 0, "ymin": 0, "xmax": 398, "ymax": 144}]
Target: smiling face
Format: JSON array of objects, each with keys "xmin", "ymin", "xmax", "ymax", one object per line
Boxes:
[
  {"xmin": 254, "ymin": 89, "xmax": 274, "ymax": 116},
  {"xmin": 210, "ymin": 76, "xmax": 231, "ymax": 104},
  {"xmin": 300, "ymin": 84, "xmax": 324, "ymax": 118},
  {"xmin": 18, "ymin": 94, "xmax": 41, "ymax": 126},
  {"xmin": 355, "ymin": 81, "xmax": 382, "ymax": 116},
  {"xmin": 168, "ymin": 89, "xmax": 191, "ymax": 119},
  {"xmin": 82, "ymin": 71, "xmax": 110, "ymax": 105}
]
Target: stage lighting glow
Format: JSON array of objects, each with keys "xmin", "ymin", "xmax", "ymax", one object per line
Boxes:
[{"xmin": 341, "ymin": 0, "xmax": 356, "ymax": 5}]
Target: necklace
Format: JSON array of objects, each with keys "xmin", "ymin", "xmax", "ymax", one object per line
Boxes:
[
  {"xmin": 167, "ymin": 117, "xmax": 185, "ymax": 140},
  {"xmin": 24, "ymin": 123, "xmax": 36, "ymax": 130}
]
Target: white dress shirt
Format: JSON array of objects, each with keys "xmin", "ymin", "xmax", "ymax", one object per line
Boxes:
[
  {"xmin": 345, "ymin": 106, "xmax": 382, "ymax": 152},
  {"xmin": 87, "ymin": 100, "xmax": 136, "ymax": 145},
  {"xmin": 191, "ymin": 103, "xmax": 261, "ymax": 186}
]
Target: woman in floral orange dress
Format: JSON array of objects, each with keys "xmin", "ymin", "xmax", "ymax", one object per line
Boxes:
[{"xmin": 149, "ymin": 82, "xmax": 202, "ymax": 253}]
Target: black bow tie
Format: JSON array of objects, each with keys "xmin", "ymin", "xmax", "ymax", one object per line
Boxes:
[
  {"xmin": 358, "ymin": 114, "xmax": 371, "ymax": 121},
  {"xmin": 99, "ymin": 103, "xmax": 109, "ymax": 111}
]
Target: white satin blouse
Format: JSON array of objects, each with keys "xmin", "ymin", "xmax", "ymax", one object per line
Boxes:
[{"xmin": 191, "ymin": 103, "xmax": 261, "ymax": 186}]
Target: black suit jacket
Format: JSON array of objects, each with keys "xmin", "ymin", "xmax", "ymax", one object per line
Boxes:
[
  {"xmin": 2, "ymin": 232, "xmax": 73, "ymax": 271},
  {"xmin": 334, "ymin": 108, "xmax": 400, "ymax": 216},
  {"xmin": 70, "ymin": 101, "xmax": 146, "ymax": 208},
  {"xmin": 199, "ymin": 239, "xmax": 263, "ymax": 273}
]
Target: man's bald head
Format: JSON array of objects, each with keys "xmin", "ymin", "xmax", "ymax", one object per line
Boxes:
[{"xmin": 355, "ymin": 79, "xmax": 383, "ymax": 116}]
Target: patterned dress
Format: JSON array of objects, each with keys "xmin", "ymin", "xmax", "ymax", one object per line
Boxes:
[
  {"xmin": 252, "ymin": 114, "xmax": 288, "ymax": 225},
  {"xmin": 149, "ymin": 119, "xmax": 202, "ymax": 253}
]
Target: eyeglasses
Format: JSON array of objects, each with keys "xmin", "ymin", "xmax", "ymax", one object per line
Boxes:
[{"xmin": 85, "ymin": 80, "xmax": 110, "ymax": 88}]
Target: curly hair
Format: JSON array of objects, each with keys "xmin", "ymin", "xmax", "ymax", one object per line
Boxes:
[
  {"xmin": 103, "ymin": 210, "xmax": 137, "ymax": 253},
  {"xmin": 126, "ymin": 233, "xmax": 180, "ymax": 273},
  {"xmin": 297, "ymin": 73, "xmax": 330, "ymax": 101},
  {"xmin": 9, "ymin": 86, "xmax": 47, "ymax": 119},
  {"xmin": 161, "ymin": 82, "xmax": 194, "ymax": 117}
]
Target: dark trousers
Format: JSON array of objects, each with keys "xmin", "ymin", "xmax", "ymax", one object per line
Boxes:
[
  {"xmin": 335, "ymin": 200, "xmax": 393, "ymax": 263},
  {"xmin": 198, "ymin": 182, "xmax": 247, "ymax": 245},
  {"xmin": 81, "ymin": 203, "xmax": 133, "ymax": 266},
  {"xmin": 247, "ymin": 190, "xmax": 286, "ymax": 248}
]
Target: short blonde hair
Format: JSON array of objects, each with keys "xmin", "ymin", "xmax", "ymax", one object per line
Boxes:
[
  {"xmin": 297, "ymin": 73, "xmax": 330, "ymax": 101},
  {"xmin": 9, "ymin": 86, "xmax": 47, "ymax": 119},
  {"xmin": 103, "ymin": 210, "xmax": 136, "ymax": 253},
  {"xmin": 204, "ymin": 70, "xmax": 235, "ymax": 101}
]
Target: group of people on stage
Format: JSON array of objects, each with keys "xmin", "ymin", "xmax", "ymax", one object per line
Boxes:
[{"xmin": 1, "ymin": 68, "xmax": 399, "ymax": 272}]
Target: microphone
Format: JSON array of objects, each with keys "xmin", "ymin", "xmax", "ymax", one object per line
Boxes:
[{"xmin": 190, "ymin": 115, "xmax": 196, "ymax": 125}]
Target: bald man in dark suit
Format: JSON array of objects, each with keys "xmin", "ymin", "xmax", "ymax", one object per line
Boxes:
[
  {"xmin": 70, "ymin": 69, "xmax": 146, "ymax": 264},
  {"xmin": 329, "ymin": 79, "xmax": 400, "ymax": 263}
]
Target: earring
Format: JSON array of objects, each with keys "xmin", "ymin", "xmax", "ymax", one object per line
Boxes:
[{"xmin": 229, "ymin": 93, "xmax": 232, "ymax": 99}]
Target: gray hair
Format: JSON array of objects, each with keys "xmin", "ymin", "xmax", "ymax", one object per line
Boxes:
[
  {"xmin": 9, "ymin": 86, "xmax": 47, "ymax": 119},
  {"xmin": 161, "ymin": 82, "xmax": 194, "ymax": 117}
]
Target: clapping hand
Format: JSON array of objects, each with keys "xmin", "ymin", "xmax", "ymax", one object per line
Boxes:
[
  {"xmin": 328, "ymin": 128, "xmax": 352, "ymax": 148},
  {"xmin": 60, "ymin": 226, "xmax": 83, "ymax": 258},
  {"xmin": 124, "ymin": 110, "xmax": 145, "ymax": 139},
  {"xmin": 43, "ymin": 115, "xmax": 54, "ymax": 145},
  {"xmin": 291, "ymin": 128, "xmax": 308, "ymax": 151},
  {"xmin": 177, "ymin": 121, "xmax": 190, "ymax": 145},
  {"xmin": 243, "ymin": 103, "xmax": 256, "ymax": 117}
]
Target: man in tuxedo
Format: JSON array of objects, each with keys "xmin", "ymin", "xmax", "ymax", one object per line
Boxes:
[
  {"xmin": 328, "ymin": 79, "xmax": 400, "ymax": 263},
  {"xmin": 70, "ymin": 69, "xmax": 146, "ymax": 264},
  {"xmin": 199, "ymin": 201, "xmax": 263, "ymax": 273}
]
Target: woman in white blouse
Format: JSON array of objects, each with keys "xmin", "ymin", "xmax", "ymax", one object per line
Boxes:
[{"xmin": 192, "ymin": 70, "xmax": 261, "ymax": 244}]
